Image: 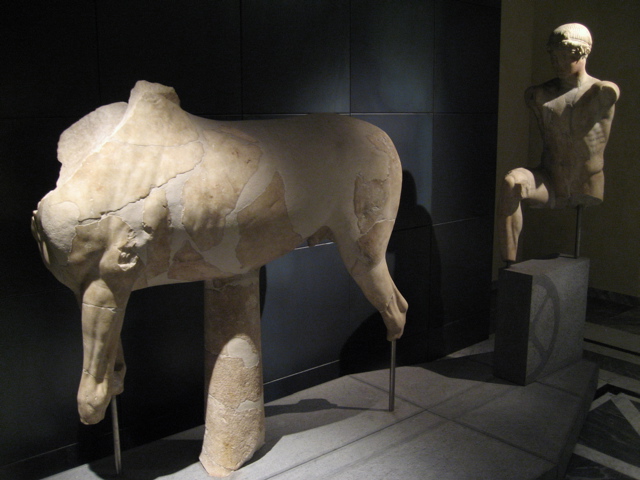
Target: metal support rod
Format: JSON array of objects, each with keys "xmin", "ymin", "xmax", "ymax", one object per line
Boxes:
[
  {"xmin": 389, "ymin": 339, "xmax": 397, "ymax": 412},
  {"xmin": 574, "ymin": 205, "xmax": 584, "ymax": 259},
  {"xmin": 111, "ymin": 396, "xmax": 122, "ymax": 476}
]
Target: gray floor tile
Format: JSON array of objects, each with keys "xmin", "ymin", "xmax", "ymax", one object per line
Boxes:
[
  {"xmin": 538, "ymin": 359, "xmax": 599, "ymax": 397},
  {"xmin": 231, "ymin": 376, "xmax": 422, "ymax": 480},
  {"xmin": 44, "ymin": 436, "xmax": 207, "ymax": 479},
  {"xmin": 352, "ymin": 364, "xmax": 494, "ymax": 410},
  {"xmin": 271, "ymin": 411, "xmax": 555, "ymax": 480},
  {"xmin": 44, "ymin": 357, "xmax": 596, "ymax": 480},
  {"xmin": 457, "ymin": 382, "xmax": 582, "ymax": 463},
  {"xmin": 429, "ymin": 377, "xmax": 515, "ymax": 420},
  {"xmin": 443, "ymin": 336, "xmax": 495, "ymax": 359}
]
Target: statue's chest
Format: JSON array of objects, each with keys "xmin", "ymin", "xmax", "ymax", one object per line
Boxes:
[{"xmin": 541, "ymin": 95, "xmax": 582, "ymax": 139}]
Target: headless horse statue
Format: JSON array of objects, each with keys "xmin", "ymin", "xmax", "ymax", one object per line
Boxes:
[{"xmin": 31, "ymin": 80, "xmax": 407, "ymax": 475}]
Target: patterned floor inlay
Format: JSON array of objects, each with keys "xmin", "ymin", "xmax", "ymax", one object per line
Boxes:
[
  {"xmin": 565, "ymin": 295, "xmax": 640, "ymax": 479},
  {"xmin": 566, "ymin": 385, "xmax": 640, "ymax": 479},
  {"xmin": 566, "ymin": 451, "xmax": 638, "ymax": 480}
]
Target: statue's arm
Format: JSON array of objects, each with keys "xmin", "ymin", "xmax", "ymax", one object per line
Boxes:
[
  {"xmin": 574, "ymin": 80, "xmax": 620, "ymax": 137},
  {"xmin": 583, "ymin": 80, "xmax": 620, "ymax": 113},
  {"xmin": 592, "ymin": 81, "xmax": 620, "ymax": 114},
  {"xmin": 524, "ymin": 85, "xmax": 545, "ymax": 133},
  {"xmin": 598, "ymin": 80, "xmax": 620, "ymax": 105}
]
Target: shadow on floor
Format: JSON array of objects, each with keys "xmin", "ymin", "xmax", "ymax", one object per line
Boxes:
[{"xmin": 87, "ymin": 439, "xmax": 202, "ymax": 480}]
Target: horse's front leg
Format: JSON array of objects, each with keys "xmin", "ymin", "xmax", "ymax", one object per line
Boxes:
[{"xmin": 78, "ymin": 278, "xmax": 130, "ymax": 425}]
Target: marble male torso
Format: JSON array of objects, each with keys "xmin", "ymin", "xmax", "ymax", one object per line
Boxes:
[{"xmin": 525, "ymin": 76, "xmax": 617, "ymax": 207}]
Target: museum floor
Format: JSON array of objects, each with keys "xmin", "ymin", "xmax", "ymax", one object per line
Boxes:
[
  {"xmin": 43, "ymin": 296, "xmax": 640, "ymax": 480},
  {"xmin": 566, "ymin": 296, "xmax": 640, "ymax": 479}
]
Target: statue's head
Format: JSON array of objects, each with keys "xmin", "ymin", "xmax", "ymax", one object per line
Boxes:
[{"xmin": 546, "ymin": 23, "xmax": 592, "ymax": 59}]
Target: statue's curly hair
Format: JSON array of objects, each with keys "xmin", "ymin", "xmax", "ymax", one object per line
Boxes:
[{"xmin": 546, "ymin": 23, "xmax": 592, "ymax": 58}]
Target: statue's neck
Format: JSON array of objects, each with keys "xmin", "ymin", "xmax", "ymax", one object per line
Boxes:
[{"xmin": 559, "ymin": 70, "xmax": 589, "ymax": 90}]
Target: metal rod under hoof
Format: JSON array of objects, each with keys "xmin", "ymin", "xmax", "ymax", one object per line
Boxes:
[
  {"xmin": 389, "ymin": 340, "xmax": 397, "ymax": 412},
  {"xmin": 111, "ymin": 396, "xmax": 122, "ymax": 476}
]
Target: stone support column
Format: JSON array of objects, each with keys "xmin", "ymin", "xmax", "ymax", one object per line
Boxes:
[{"xmin": 200, "ymin": 272, "xmax": 265, "ymax": 477}]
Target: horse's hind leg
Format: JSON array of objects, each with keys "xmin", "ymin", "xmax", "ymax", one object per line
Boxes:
[
  {"xmin": 77, "ymin": 278, "xmax": 130, "ymax": 424},
  {"xmin": 336, "ymin": 221, "xmax": 408, "ymax": 341},
  {"xmin": 352, "ymin": 260, "xmax": 407, "ymax": 341}
]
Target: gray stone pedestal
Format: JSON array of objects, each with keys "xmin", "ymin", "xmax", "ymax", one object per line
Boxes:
[{"xmin": 494, "ymin": 256, "xmax": 589, "ymax": 385}]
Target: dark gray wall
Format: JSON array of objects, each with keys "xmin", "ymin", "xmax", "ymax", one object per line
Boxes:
[{"xmin": 0, "ymin": 0, "xmax": 500, "ymax": 478}]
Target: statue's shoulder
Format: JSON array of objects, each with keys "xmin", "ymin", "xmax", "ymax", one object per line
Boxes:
[
  {"xmin": 593, "ymin": 79, "xmax": 620, "ymax": 104},
  {"xmin": 524, "ymin": 80, "xmax": 554, "ymax": 108},
  {"xmin": 578, "ymin": 77, "xmax": 620, "ymax": 109}
]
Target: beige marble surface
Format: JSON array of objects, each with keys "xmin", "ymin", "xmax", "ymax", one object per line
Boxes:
[
  {"xmin": 497, "ymin": 24, "xmax": 620, "ymax": 262},
  {"xmin": 32, "ymin": 80, "xmax": 407, "ymax": 475}
]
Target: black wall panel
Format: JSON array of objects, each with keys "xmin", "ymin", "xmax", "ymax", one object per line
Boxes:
[
  {"xmin": 261, "ymin": 244, "xmax": 352, "ymax": 383},
  {"xmin": 242, "ymin": 0, "xmax": 350, "ymax": 114},
  {"xmin": 96, "ymin": 0, "xmax": 242, "ymax": 114},
  {"xmin": 0, "ymin": 0, "xmax": 500, "ymax": 477},
  {"xmin": 430, "ymin": 216, "xmax": 495, "ymax": 324},
  {"xmin": 428, "ymin": 216, "xmax": 494, "ymax": 357},
  {"xmin": 0, "ymin": 118, "xmax": 72, "ymax": 297},
  {"xmin": 431, "ymin": 113, "xmax": 498, "ymax": 224},
  {"xmin": 0, "ymin": 4, "xmax": 100, "ymax": 119},
  {"xmin": 434, "ymin": 0, "xmax": 501, "ymax": 113},
  {"xmin": 351, "ymin": 0, "xmax": 435, "ymax": 113},
  {"xmin": 0, "ymin": 291, "xmax": 81, "ymax": 465}
]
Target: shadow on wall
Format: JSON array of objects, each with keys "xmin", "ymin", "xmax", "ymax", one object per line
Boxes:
[{"xmin": 340, "ymin": 171, "xmax": 437, "ymax": 374}]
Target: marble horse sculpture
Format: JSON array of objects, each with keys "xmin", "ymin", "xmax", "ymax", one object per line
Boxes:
[{"xmin": 31, "ymin": 80, "xmax": 407, "ymax": 476}]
